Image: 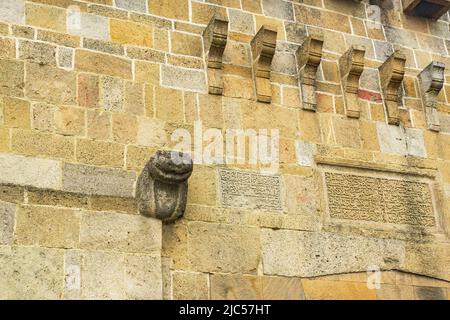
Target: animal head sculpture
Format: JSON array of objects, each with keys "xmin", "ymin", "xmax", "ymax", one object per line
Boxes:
[{"xmin": 136, "ymin": 150, "xmax": 193, "ymax": 223}]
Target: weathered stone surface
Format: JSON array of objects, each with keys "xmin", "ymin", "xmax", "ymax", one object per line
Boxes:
[
  {"xmin": 210, "ymin": 274, "xmax": 262, "ymax": 300},
  {"xmin": 0, "ymin": 153, "xmax": 61, "ymax": 189},
  {"xmin": 262, "ymin": 229, "xmax": 405, "ymax": 277},
  {"xmin": 67, "ymin": 11, "xmax": 109, "ymax": 41},
  {"xmin": 26, "ymin": 3, "xmax": 66, "ymax": 32},
  {"xmin": 0, "ymin": 59, "xmax": 24, "ymax": 97},
  {"xmin": 19, "ymin": 40, "xmax": 57, "ymax": 66},
  {"xmin": 262, "ymin": 276, "xmax": 305, "ymax": 300},
  {"xmin": 405, "ymin": 128, "xmax": 427, "ymax": 157},
  {"xmin": 0, "ymin": 246, "xmax": 64, "ymax": 299},
  {"xmin": 219, "ymin": 169, "xmax": 282, "ymax": 211},
  {"xmin": 172, "ymin": 271, "xmax": 209, "ymax": 300},
  {"xmin": 283, "ymin": 175, "xmax": 316, "ymax": 216},
  {"xmin": 302, "ymin": 279, "xmax": 377, "ymax": 300},
  {"xmin": 76, "ymin": 139, "xmax": 124, "ymax": 168},
  {"xmin": 2, "ymin": 97, "xmax": 30, "ymax": 129},
  {"xmin": 62, "ymin": 163, "xmax": 135, "ymax": 197},
  {"xmin": 81, "ymin": 250, "xmax": 125, "ymax": 299},
  {"xmin": 75, "ymin": 49, "xmax": 132, "ymax": 79},
  {"xmin": 115, "ymin": 0, "xmax": 147, "ymax": 13},
  {"xmin": 187, "ymin": 222, "xmax": 260, "ymax": 273},
  {"xmin": 125, "ymin": 254, "xmax": 162, "ymax": 299},
  {"xmin": 136, "ymin": 150, "xmax": 193, "ymax": 222},
  {"xmin": 295, "ymin": 140, "xmax": 316, "ymax": 166},
  {"xmin": 0, "ymin": 0, "xmax": 25, "ymax": 24},
  {"xmin": 15, "ymin": 205, "xmax": 80, "ymax": 248},
  {"xmin": 161, "ymin": 65, "xmax": 206, "ymax": 92},
  {"xmin": 25, "ymin": 63, "xmax": 76, "ymax": 105},
  {"xmin": 80, "ymin": 211, "xmax": 161, "ymax": 253},
  {"xmin": 262, "ymin": 0, "xmax": 294, "ymax": 21},
  {"xmin": 111, "ymin": 19, "xmax": 152, "ymax": 47},
  {"xmin": 0, "ymin": 201, "xmax": 15, "ymax": 245},
  {"xmin": 58, "ymin": 47, "xmax": 73, "ymax": 69},
  {"xmin": 377, "ymin": 122, "xmax": 407, "ymax": 155}
]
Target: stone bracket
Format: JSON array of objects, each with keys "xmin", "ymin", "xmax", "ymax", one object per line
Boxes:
[
  {"xmin": 378, "ymin": 50, "xmax": 406, "ymax": 126},
  {"xmin": 296, "ymin": 35, "xmax": 324, "ymax": 111},
  {"xmin": 418, "ymin": 61, "xmax": 445, "ymax": 132},
  {"xmin": 136, "ymin": 150, "xmax": 193, "ymax": 223},
  {"xmin": 203, "ymin": 15, "xmax": 229, "ymax": 95},
  {"xmin": 339, "ymin": 46, "xmax": 366, "ymax": 119},
  {"xmin": 251, "ymin": 25, "xmax": 277, "ymax": 103}
]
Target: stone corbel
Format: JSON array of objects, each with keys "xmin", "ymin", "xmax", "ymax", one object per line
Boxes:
[
  {"xmin": 339, "ymin": 45, "xmax": 366, "ymax": 119},
  {"xmin": 203, "ymin": 15, "xmax": 229, "ymax": 95},
  {"xmin": 296, "ymin": 35, "xmax": 324, "ymax": 111},
  {"xmin": 378, "ymin": 50, "xmax": 406, "ymax": 125},
  {"xmin": 251, "ymin": 25, "xmax": 277, "ymax": 103},
  {"xmin": 136, "ymin": 150, "xmax": 193, "ymax": 223},
  {"xmin": 418, "ymin": 61, "xmax": 445, "ymax": 132}
]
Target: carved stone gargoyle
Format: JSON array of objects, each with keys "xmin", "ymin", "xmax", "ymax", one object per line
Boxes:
[{"xmin": 136, "ymin": 150, "xmax": 193, "ymax": 223}]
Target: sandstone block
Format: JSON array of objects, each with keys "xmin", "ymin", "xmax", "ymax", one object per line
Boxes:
[
  {"xmin": 18, "ymin": 40, "xmax": 57, "ymax": 66},
  {"xmin": 283, "ymin": 175, "xmax": 316, "ymax": 215},
  {"xmin": 294, "ymin": 5, "xmax": 351, "ymax": 33},
  {"xmin": 161, "ymin": 65, "xmax": 206, "ymax": 92},
  {"xmin": 262, "ymin": 229, "xmax": 405, "ymax": 277},
  {"xmin": 15, "ymin": 205, "xmax": 80, "ymax": 248},
  {"xmin": 172, "ymin": 271, "xmax": 209, "ymax": 300},
  {"xmin": 149, "ymin": 0, "xmax": 189, "ymax": 20},
  {"xmin": 377, "ymin": 122, "xmax": 407, "ymax": 155},
  {"xmin": 110, "ymin": 19, "xmax": 152, "ymax": 47},
  {"xmin": 0, "ymin": 201, "xmax": 15, "ymax": 245},
  {"xmin": 229, "ymin": 9, "xmax": 255, "ymax": 34},
  {"xmin": 87, "ymin": 109, "xmax": 111, "ymax": 140},
  {"xmin": 187, "ymin": 166, "xmax": 217, "ymax": 206},
  {"xmin": 124, "ymin": 81, "xmax": 145, "ymax": 115},
  {"xmin": 262, "ymin": 276, "xmax": 305, "ymax": 300},
  {"xmin": 101, "ymin": 76, "xmax": 124, "ymax": 111},
  {"xmin": 302, "ymin": 279, "xmax": 377, "ymax": 300},
  {"xmin": 12, "ymin": 129, "xmax": 75, "ymax": 160},
  {"xmin": 0, "ymin": 0, "xmax": 25, "ymax": 24},
  {"xmin": 0, "ymin": 59, "xmax": 24, "ymax": 97},
  {"xmin": 0, "ymin": 153, "xmax": 61, "ymax": 189},
  {"xmin": 55, "ymin": 106, "xmax": 85, "ymax": 136},
  {"xmin": 76, "ymin": 139, "xmax": 124, "ymax": 168},
  {"xmin": 83, "ymin": 38, "xmax": 124, "ymax": 55},
  {"xmin": 0, "ymin": 38, "xmax": 16, "ymax": 59},
  {"xmin": 0, "ymin": 246, "xmax": 64, "ymax": 299},
  {"xmin": 171, "ymin": 31, "xmax": 203, "ymax": 57},
  {"xmin": 0, "ymin": 185, "xmax": 24, "ymax": 204},
  {"xmin": 67, "ymin": 12, "xmax": 109, "ymax": 41},
  {"xmin": 405, "ymin": 128, "xmax": 427, "ymax": 158},
  {"xmin": 210, "ymin": 274, "xmax": 262, "ymax": 300},
  {"xmin": 37, "ymin": 30, "xmax": 80, "ymax": 48},
  {"xmin": 155, "ymin": 86, "xmax": 184, "ymax": 123},
  {"xmin": 58, "ymin": 47, "xmax": 73, "ymax": 69},
  {"xmin": 80, "ymin": 211, "xmax": 161, "ymax": 253},
  {"xmin": 27, "ymin": 189, "xmax": 88, "ymax": 209},
  {"xmin": 26, "ymin": 3, "xmax": 66, "ymax": 32},
  {"xmin": 2, "ymin": 97, "xmax": 30, "ymax": 129},
  {"xmin": 62, "ymin": 163, "xmax": 135, "ymax": 197},
  {"xmin": 75, "ymin": 49, "xmax": 132, "ymax": 79},
  {"xmin": 125, "ymin": 254, "xmax": 162, "ymax": 299},
  {"xmin": 78, "ymin": 73, "xmax": 99, "ymax": 108},
  {"xmin": 25, "ymin": 63, "xmax": 76, "ymax": 104},
  {"xmin": 137, "ymin": 117, "xmax": 167, "ymax": 147},
  {"xmin": 112, "ymin": 113, "xmax": 138, "ymax": 144},
  {"xmin": 415, "ymin": 286, "xmax": 447, "ymax": 300},
  {"xmin": 262, "ymin": 0, "xmax": 294, "ymax": 21},
  {"xmin": 115, "ymin": 0, "xmax": 147, "ymax": 13},
  {"xmin": 187, "ymin": 221, "xmax": 260, "ymax": 273}
]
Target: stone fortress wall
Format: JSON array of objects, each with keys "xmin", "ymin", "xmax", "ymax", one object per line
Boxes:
[{"xmin": 0, "ymin": 0, "xmax": 449, "ymax": 299}]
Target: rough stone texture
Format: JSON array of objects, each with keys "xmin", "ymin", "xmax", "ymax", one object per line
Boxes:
[
  {"xmin": 187, "ymin": 222, "xmax": 261, "ymax": 274},
  {"xmin": 80, "ymin": 211, "xmax": 161, "ymax": 253},
  {"xmin": 67, "ymin": 12, "xmax": 109, "ymax": 41},
  {"xmin": 0, "ymin": 153, "xmax": 61, "ymax": 189},
  {"xmin": 0, "ymin": 201, "xmax": 15, "ymax": 245},
  {"xmin": 377, "ymin": 122, "xmax": 408, "ymax": 155},
  {"xmin": 172, "ymin": 271, "xmax": 209, "ymax": 300},
  {"xmin": 262, "ymin": 229, "xmax": 405, "ymax": 277},
  {"xmin": 0, "ymin": 246, "xmax": 64, "ymax": 299},
  {"xmin": 62, "ymin": 163, "xmax": 135, "ymax": 197},
  {"xmin": 0, "ymin": 0, "xmax": 25, "ymax": 24},
  {"xmin": 15, "ymin": 205, "xmax": 80, "ymax": 249},
  {"xmin": 161, "ymin": 65, "xmax": 206, "ymax": 92}
]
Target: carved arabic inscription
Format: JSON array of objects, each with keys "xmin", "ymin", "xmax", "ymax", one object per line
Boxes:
[
  {"xmin": 325, "ymin": 172, "xmax": 435, "ymax": 227},
  {"xmin": 219, "ymin": 169, "xmax": 282, "ymax": 211}
]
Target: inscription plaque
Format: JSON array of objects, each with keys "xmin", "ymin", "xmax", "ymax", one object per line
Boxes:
[
  {"xmin": 325, "ymin": 172, "xmax": 435, "ymax": 227},
  {"xmin": 219, "ymin": 169, "xmax": 282, "ymax": 211}
]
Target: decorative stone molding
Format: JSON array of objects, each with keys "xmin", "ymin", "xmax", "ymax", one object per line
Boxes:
[
  {"xmin": 339, "ymin": 46, "xmax": 366, "ymax": 119},
  {"xmin": 296, "ymin": 35, "xmax": 324, "ymax": 111},
  {"xmin": 378, "ymin": 50, "xmax": 406, "ymax": 126},
  {"xmin": 203, "ymin": 15, "xmax": 229, "ymax": 95},
  {"xmin": 402, "ymin": 0, "xmax": 450, "ymax": 20},
  {"xmin": 418, "ymin": 61, "xmax": 445, "ymax": 132},
  {"xmin": 251, "ymin": 25, "xmax": 277, "ymax": 103},
  {"xmin": 136, "ymin": 150, "xmax": 193, "ymax": 223}
]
